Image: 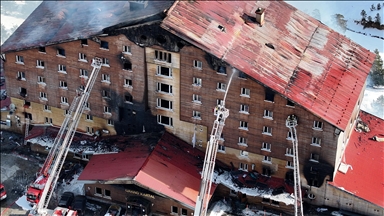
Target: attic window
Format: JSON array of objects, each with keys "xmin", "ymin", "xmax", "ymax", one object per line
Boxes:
[
  {"xmin": 218, "ymin": 25, "xmax": 226, "ymax": 32},
  {"xmin": 287, "ymin": 100, "xmax": 295, "ymax": 107},
  {"xmin": 100, "ymin": 41, "xmax": 109, "ymax": 50},
  {"xmin": 57, "ymin": 48, "xmax": 66, "ymax": 57},
  {"xmin": 123, "ymin": 62, "xmax": 132, "ymax": 70},
  {"xmin": 265, "ymin": 43, "xmax": 275, "ymax": 50},
  {"xmin": 38, "ymin": 47, "xmax": 46, "ymax": 53},
  {"xmin": 81, "ymin": 39, "xmax": 88, "ymax": 46}
]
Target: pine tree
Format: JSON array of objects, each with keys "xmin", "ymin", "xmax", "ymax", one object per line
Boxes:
[
  {"xmin": 375, "ymin": 13, "xmax": 381, "ymax": 24},
  {"xmin": 370, "ymin": 49, "xmax": 384, "ymax": 86},
  {"xmin": 377, "ymin": 3, "xmax": 381, "ymax": 10},
  {"xmin": 333, "ymin": 14, "xmax": 347, "ymax": 33},
  {"xmin": 360, "ymin": 9, "xmax": 367, "ymax": 21},
  {"xmin": 371, "ymin": 4, "xmax": 376, "ymax": 11},
  {"xmin": 368, "ymin": 16, "xmax": 373, "ymax": 22}
]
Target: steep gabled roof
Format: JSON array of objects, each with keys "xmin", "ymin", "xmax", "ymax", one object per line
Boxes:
[
  {"xmin": 161, "ymin": 1, "xmax": 375, "ymax": 130},
  {"xmin": 1, "ymin": 1, "xmax": 174, "ymax": 53},
  {"xmin": 329, "ymin": 111, "xmax": 384, "ymax": 208}
]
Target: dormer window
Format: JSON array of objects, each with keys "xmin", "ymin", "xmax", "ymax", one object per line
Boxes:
[{"xmin": 38, "ymin": 47, "xmax": 46, "ymax": 53}]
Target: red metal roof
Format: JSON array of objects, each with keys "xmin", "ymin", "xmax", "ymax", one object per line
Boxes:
[
  {"xmin": 329, "ymin": 111, "xmax": 384, "ymax": 207},
  {"xmin": 161, "ymin": 1, "xmax": 375, "ymax": 130},
  {"xmin": 78, "ymin": 140, "xmax": 150, "ymax": 181},
  {"xmin": 79, "ymin": 132, "xmax": 217, "ymax": 208}
]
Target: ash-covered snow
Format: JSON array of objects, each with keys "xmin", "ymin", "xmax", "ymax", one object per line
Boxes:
[
  {"xmin": 213, "ymin": 171, "xmax": 295, "ymax": 206},
  {"xmin": 208, "ymin": 200, "xmax": 282, "ymax": 216},
  {"xmin": 27, "ymin": 136, "xmax": 121, "ymax": 154}
]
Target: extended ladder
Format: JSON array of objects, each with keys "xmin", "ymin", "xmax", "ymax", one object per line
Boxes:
[
  {"xmin": 30, "ymin": 58, "xmax": 103, "ymax": 215},
  {"xmin": 286, "ymin": 115, "xmax": 304, "ymax": 216},
  {"xmin": 194, "ymin": 104, "xmax": 229, "ymax": 216}
]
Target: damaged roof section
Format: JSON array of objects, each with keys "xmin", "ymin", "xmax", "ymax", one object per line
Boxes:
[
  {"xmin": 161, "ymin": 1, "xmax": 375, "ymax": 130},
  {"xmin": 1, "ymin": 1, "xmax": 174, "ymax": 53}
]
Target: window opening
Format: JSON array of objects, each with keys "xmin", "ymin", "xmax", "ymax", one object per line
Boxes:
[
  {"xmin": 241, "ymin": 88, "xmax": 250, "ymax": 97},
  {"xmin": 265, "ymin": 88, "xmax": 275, "ymax": 102},
  {"xmin": 39, "ymin": 47, "xmax": 46, "ymax": 53},
  {"xmin": 100, "ymin": 41, "xmax": 109, "ymax": 49},
  {"xmin": 57, "ymin": 48, "xmax": 65, "ymax": 56},
  {"xmin": 156, "ymin": 82, "xmax": 172, "ymax": 94},
  {"xmin": 193, "ymin": 60, "xmax": 202, "ymax": 69}
]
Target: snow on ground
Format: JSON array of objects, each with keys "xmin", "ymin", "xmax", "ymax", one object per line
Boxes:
[
  {"xmin": 0, "ymin": 164, "xmax": 20, "ymax": 182},
  {"xmin": 214, "ymin": 171, "xmax": 295, "ymax": 206},
  {"xmin": 16, "ymin": 195, "xmax": 33, "ymax": 211}
]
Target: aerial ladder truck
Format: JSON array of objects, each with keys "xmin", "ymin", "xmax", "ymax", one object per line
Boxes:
[
  {"xmin": 194, "ymin": 70, "xmax": 236, "ymax": 216},
  {"xmin": 27, "ymin": 57, "xmax": 102, "ymax": 216},
  {"xmin": 286, "ymin": 115, "xmax": 304, "ymax": 216}
]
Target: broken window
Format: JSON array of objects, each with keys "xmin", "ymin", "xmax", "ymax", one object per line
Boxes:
[
  {"xmin": 217, "ymin": 66, "xmax": 226, "ymax": 74},
  {"xmin": 181, "ymin": 209, "xmax": 187, "ymax": 216},
  {"xmin": 104, "ymin": 189, "xmax": 111, "ymax": 197},
  {"xmin": 57, "ymin": 48, "xmax": 65, "ymax": 57},
  {"xmin": 310, "ymin": 153, "xmax": 320, "ymax": 162},
  {"xmin": 125, "ymin": 94, "xmax": 133, "ymax": 103},
  {"xmin": 157, "ymin": 115, "xmax": 173, "ymax": 127},
  {"xmin": 262, "ymin": 198, "xmax": 270, "ymax": 203},
  {"xmin": 156, "ymin": 82, "xmax": 172, "ymax": 94},
  {"xmin": 155, "ymin": 50, "xmax": 172, "ymax": 63},
  {"xmin": 216, "ymin": 99, "xmax": 223, "ymax": 106},
  {"xmin": 287, "ymin": 100, "xmax": 295, "ymax": 107},
  {"xmin": 171, "ymin": 206, "xmax": 178, "ymax": 214},
  {"xmin": 238, "ymin": 71, "xmax": 247, "ymax": 79},
  {"xmin": 123, "ymin": 62, "xmax": 132, "ymax": 70},
  {"xmin": 264, "ymin": 88, "xmax": 275, "ymax": 102},
  {"xmin": 38, "ymin": 47, "xmax": 46, "ymax": 53},
  {"xmin": 64, "ymin": 109, "xmax": 70, "ymax": 116},
  {"xmin": 100, "ymin": 41, "xmax": 109, "ymax": 49},
  {"xmin": 24, "ymin": 100, "xmax": 31, "ymax": 108},
  {"xmin": 262, "ymin": 167, "xmax": 271, "ymax": 176},
  {"xmin": 157, "ymin": 98, "xmax": 173, "ymax": 110},
  {"xmin": 309, "ymin": 178, "xmax": 319, "ymax": 187},
  {"xmin": 81, "ymin": 39, "xmax": 88, "ymax": 46},
  {"xmin": 19, "ymin": 88, "xmax": 27, "ymax": 97}
]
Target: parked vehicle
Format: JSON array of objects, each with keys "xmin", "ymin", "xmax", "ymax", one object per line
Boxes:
[
  {"xmin": 72, "ymin": 195, "xmax": 87, "ymax": 216},
  {"xmin": 105, "ymin": 204, "xmax": 122, "ymax": 216},
  {"xmin": 0, "ymin": 183, "xmax": 7, "ymax": 200},
  {"xmin": 52, "ymin": 207, "xmax": 78, "ymax": 216},
  {"xmin": 58, "ymin": 191, "xmax": 74, "ymax": 208}
]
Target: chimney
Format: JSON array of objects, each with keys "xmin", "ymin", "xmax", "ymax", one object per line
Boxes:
[{"xmin": 255, "ymin": 7, "xmax": 265, "ymax": 26}]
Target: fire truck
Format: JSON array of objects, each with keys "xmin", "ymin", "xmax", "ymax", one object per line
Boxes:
[
  {"xmin": 0, "ymin": 183, "xmax": 7, "ymax": 200},
  {"xmin": 26, "ymin": 58, "xmax": 102, "ymax": 215}
]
